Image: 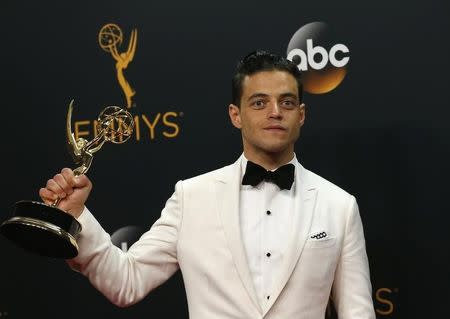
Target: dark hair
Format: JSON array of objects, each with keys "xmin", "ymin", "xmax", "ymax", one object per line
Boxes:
[{"xmin": 232, "ymin": 50, "xmax": 303, "ymax": 106}]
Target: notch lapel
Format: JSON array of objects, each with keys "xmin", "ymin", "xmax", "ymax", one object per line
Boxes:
[
  {"xmin": 215, "ymin": 159, "xmax": 262, "ymax": 314},
  {"xmin": 263, "ymin": 163, "xmax": 317, "ymax": 316}
]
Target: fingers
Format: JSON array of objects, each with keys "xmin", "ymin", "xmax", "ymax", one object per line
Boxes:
[
  {"xmin": 39, "ymin": 187, "xmax": 57, "ymax": 205},
  {"xmin": 54, "ymin": 174, "xmax": 73, "ymax": 196},
  {"xmin": 40, "ymin": 168, "xmax": 76, "ymax": 202},
  {"xmin": 61, "ymin": 167, "xmax": 91, "ymax": 189},
  {"xmin": 45, "ymin": 178, "xmax": 68, "ymax": 201},
  {"xmin": 61, "ymin": 168, "xmax": 76, "ymax": 186},
  {"xmin": 39, "ymin": 166, "xmax": 93, "ymax": 204}
]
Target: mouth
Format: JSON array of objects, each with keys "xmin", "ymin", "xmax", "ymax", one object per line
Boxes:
[{"xmin": 264, "ymin": 125, "xmax": 286, "ymax": 132}]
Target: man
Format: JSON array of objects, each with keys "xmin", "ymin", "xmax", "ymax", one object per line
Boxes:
[{"xmin": 39, "ymin": 50, "xmax": 376, "ymax": 318}]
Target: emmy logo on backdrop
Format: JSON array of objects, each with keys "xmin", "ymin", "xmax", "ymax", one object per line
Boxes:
[
  {"xmin": 0, "ymin": 100, "xmax": 134, "ymax": 258},
  {"xmin": 99, "ymin": 23, "xmax": 138, "ymax": 108}
]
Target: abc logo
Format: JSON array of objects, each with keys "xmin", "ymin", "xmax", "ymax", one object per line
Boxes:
[
  {"xmin": 287, "ymin": 21, "xmax": 350, "ymax": 94},
  {"xmin": 287, "ymin": 39, "xmax": 349, "ymax": 71}
]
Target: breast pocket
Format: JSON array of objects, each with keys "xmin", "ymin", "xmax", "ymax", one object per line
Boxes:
[
  {"xmin": 303, "ymin": 237, "xmax": 336, "ymax": 249},
  {"xmin": 299, "ymin": 237, "xmax": 339, "ymax": 287}
]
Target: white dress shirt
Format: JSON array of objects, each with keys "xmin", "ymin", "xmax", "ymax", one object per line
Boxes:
[{"xmin": 239, "ymin": 154, "xmax": 297, "ymax": 307}]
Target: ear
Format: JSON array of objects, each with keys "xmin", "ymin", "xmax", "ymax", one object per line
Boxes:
[
  {"xmin": 228, "ymin": 104, "xmax": 242, "ymax": 129},
  {"xmin": 298, "ymin": 103, "xmax": 306, "ymax": 127}
]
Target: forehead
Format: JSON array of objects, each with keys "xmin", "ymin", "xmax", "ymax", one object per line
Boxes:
[{"xmin": 241, "ymin": 70, "xmax": 298, "ymax": 98}]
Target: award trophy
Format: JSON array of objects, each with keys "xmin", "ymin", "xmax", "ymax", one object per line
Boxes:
[{"xmin": 0, "ymin": 100, "xmax": 134, "ymax": 258}]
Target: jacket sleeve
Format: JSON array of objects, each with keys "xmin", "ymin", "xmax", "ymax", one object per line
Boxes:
[
  {"xmin": 331, "ymin": 195, "xmax": 376, "ymax": 318},
  {"xmin": 66, "ymin": 181, "xmax": 184, "ymax": 307}
]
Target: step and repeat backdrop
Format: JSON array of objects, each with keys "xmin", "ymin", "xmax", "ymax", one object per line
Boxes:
[{"xmin": 0, "ymin": 0, "xmax": 448, "ymax": 318}]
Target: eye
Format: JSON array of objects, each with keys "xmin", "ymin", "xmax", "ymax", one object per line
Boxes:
[
  {"xmin": 281, "ymin": 99, "xmax": 298, "ymax": 109},
  {"xmin": 251, "ymin": 99, "xmax": 266, "ymax": 109}
]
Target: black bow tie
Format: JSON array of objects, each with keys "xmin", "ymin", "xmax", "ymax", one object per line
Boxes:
[{"xmin": 242, "ymin": 161, "xmax": 295, "ymax": 190}]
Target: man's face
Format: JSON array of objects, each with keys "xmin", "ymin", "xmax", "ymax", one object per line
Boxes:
[{"xmin": 229, "ymin": 70, "xmax": 305, "ymax": 159}]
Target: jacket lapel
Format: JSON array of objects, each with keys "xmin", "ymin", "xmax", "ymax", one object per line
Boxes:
[
  {"xmin": 215, "ymin": 158, "xmax": 262, "ymax": 314},
  {"xmin": 262, "ymin": 162, "xmax": 317, "ymax": 316}
]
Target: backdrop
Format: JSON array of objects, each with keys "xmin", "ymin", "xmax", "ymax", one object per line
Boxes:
[{"xmin": 0, "ymin": 0, "xmax": 448, "ymax": 318}]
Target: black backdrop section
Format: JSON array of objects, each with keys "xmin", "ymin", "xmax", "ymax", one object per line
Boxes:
[{"xmin": 0, "ymin": 0, "xmax": 448, "ymax": 318}]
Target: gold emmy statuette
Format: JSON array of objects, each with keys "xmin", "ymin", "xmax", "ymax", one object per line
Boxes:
[{"xmin": 0, "ymin": 100, "xmax": 134, "ymax": 258}]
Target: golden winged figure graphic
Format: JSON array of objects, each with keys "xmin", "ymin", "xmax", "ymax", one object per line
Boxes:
[{"xmin": 99, "ymin": 24, "xmax": 138, "ymax": 108}]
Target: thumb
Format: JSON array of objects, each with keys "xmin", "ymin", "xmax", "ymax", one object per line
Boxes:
[{"xmin": 73, "ymin": 175, "xmax": 91, "ymax": 188}]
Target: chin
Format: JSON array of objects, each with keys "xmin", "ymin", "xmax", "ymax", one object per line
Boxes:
[{"xmin": 260, "ymin": 143, "xmax": 291, "ymax": 154}]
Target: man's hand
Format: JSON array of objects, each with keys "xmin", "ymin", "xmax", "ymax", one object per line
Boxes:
[{"xmin": 39, "ymin": 168, "xmax": 92, "ymax": 218}]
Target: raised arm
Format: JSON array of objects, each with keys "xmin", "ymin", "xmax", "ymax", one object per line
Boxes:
[{"xmin": 40, "ymin": 168, "xmax": 183, "ymax": 307}]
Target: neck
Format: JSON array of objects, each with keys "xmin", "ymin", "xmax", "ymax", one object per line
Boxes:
[{"xmin": 243, "ymin": 149, "xmax": 294, "ymax": 171}]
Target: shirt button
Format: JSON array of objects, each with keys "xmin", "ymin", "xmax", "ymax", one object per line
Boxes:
[
  {"xmin": 267, "ymin": 295, "xmax": 270, "ymax": 300},
  {"xmin": 266, "ymin": 252, "xmax": 271, "ymax": 257},
  {"xmin": 266, "ymin": 210, "xmax": 271, "ymax": 215}
]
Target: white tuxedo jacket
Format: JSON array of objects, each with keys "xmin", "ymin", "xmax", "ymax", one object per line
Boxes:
[{"xmin": 68, "ymin": 157, "xmax": 376, "ymax": 319}]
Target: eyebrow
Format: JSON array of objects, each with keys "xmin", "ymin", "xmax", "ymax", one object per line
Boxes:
[
  {"xmin": 247, "ymin": 92, "xmax": 298, "ymax": 101},
  {"xmin": 279, "ymin": 93, "xmax": 299, "ymax": 99},
  {"xmin": 247, "ymin": 93, "xmax": 269, "ymax": 101}
]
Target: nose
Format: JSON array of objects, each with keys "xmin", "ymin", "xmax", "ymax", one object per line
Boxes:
[{"xmin": 268, "ymin": 101, "xmax": 282, "ymax": 119}]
